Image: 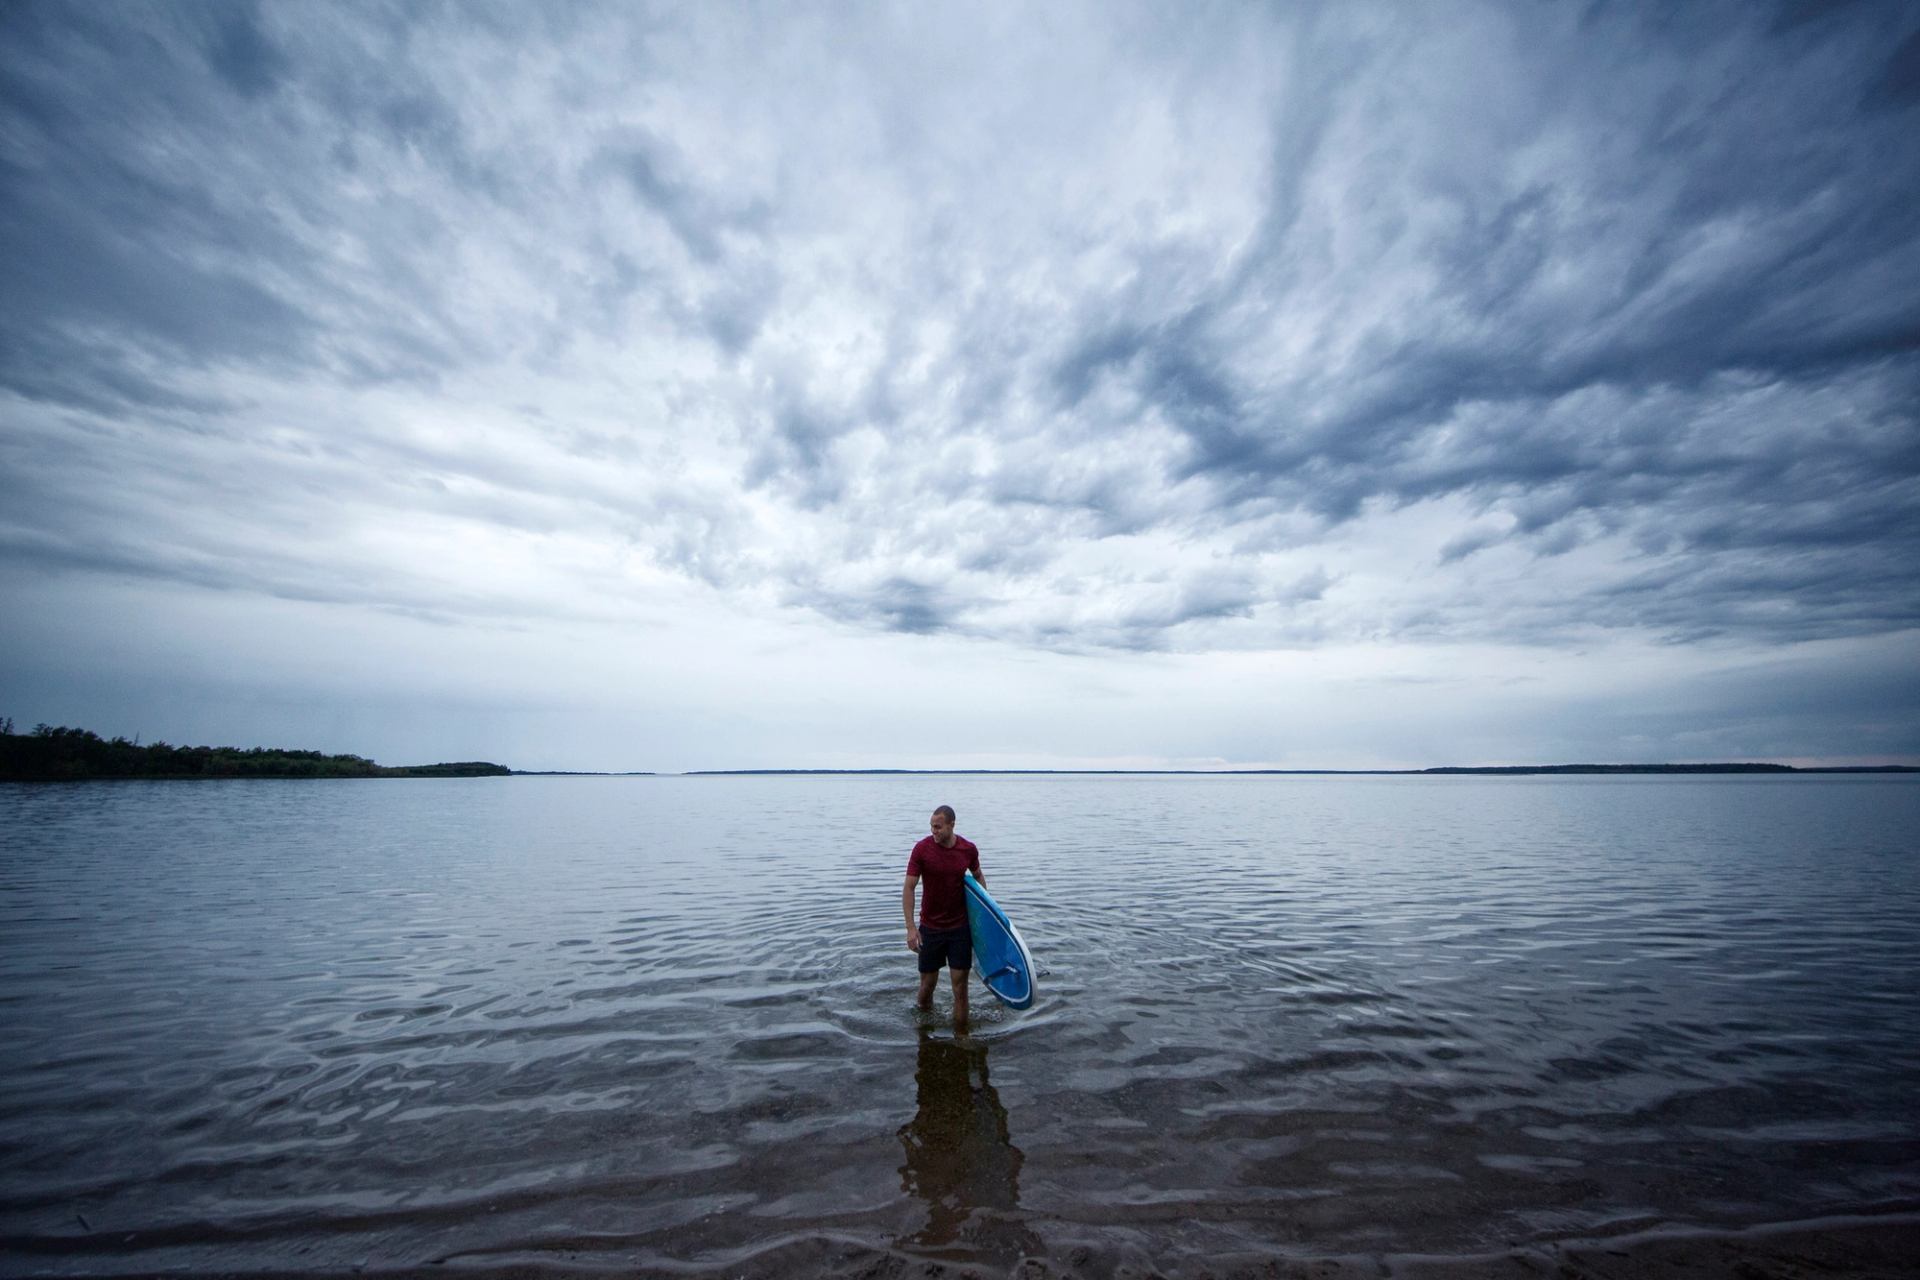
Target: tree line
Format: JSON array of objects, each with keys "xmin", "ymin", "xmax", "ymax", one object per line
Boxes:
[{"xmin": 0, "ymin": 721, "xmax": 509, "ymax": 780}]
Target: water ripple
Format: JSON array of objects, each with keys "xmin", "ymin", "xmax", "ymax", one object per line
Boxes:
[{"xmin": 1, "ymin": 774, "xmax": 1916, "ymax": 1273}]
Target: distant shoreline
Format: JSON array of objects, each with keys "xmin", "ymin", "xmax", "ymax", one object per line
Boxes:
[
  {"xmin": 510, "ymin": 770, "xmax": 657, "ymax": 777},
  {"xmin": 0, "ymin": 723, "xmax": 509, "ymax": 781},
  {"xmin": 680, "ymin": 763, "xmax": 1918, "ymax": 776},
  {"xmin": 4, "ymin": 723, "xmax": 1912, "ymax": 780}
]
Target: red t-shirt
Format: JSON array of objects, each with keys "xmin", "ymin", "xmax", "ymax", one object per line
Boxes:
[{"xmin": 907, "ymin": 835, "xmax": 980, "ymax": 930}]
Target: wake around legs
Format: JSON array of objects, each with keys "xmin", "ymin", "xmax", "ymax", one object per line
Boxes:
[
  {"xmin": 915, "ymin": 962, "xmax": 969, "ymax": 1029},
  {"xmin": 902, "ymin": 804, "xmax": 982, "ymax": 1032}
]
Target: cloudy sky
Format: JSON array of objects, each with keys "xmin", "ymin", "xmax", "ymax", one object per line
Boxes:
[{"xmin": 2, "ymin": 1, "xmax": 1917, "ymax": 771}]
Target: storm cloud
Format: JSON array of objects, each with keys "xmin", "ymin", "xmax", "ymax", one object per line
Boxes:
[{"xmin": 2, "ymin": 0, "xmax": 1916, "ymax": 767}]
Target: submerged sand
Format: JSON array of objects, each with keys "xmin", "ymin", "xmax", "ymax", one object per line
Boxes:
[{"xmin": 252, "ymin": 1211, "xmax": 1918, "ymax": 1279}]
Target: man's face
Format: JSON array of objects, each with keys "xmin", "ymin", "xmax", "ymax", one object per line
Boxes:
[{"xmin": 929, "ymin": 812, "xmax": 954, "ymax": 845}]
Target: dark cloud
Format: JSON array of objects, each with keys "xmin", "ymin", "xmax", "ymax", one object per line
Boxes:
[
  {"xmin": 604, "ymin": 135, "xmax": 771, "ymax": 266},
  {"xmin": 792, "ymin": 576, "xmax": 958, "ymax": 636},
  {"xmin": 1863, "ymin": 23, "xmax": 1920, "ymax": 109},
  {"xmin": 0, "ymin": 21, "xmax": 314, "ymax": 397},
  {"xmin": 2, "ymin": 0, "xmax": 1915, "ymax": 669},
  {"xmin": 742, "ymin": 404, "xmax": 855, "ymax": 509},
  {"xmin": 0, "ymin": 3, "xmax": 467, "ymax": 409},
  {"xmin": 694, "ymin": 267, "xmax": 781, "ymax": 356},
  {"xmin": 1438, "ymin": 525, "xmax": 1506, "ymax": 566},
  {"xmin": 615, "ymin": 145, "xmax": 727, "ymax": 265},
  {"xmin": 1599, "ymin": 552, "xmax": 1920, "ymax": 645},
  {"xmin": 199, "ymin": 1, "xmax": 288, "ymax": 100},
  {"xmin": 1003, "ymin": 2, "xmax": 1920, "ymax": 648}
]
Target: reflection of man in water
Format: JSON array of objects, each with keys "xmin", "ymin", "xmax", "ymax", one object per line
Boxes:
[
  {"xmin": 903, "ymin": 805, "xmax": 981, "ymax": 1030},
  {"xmin": 897, "ymin": 1034, "xmax": 1025, "ymax": 1249}
]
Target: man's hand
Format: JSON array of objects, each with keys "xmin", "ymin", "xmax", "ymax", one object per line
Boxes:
[{"xmin": 906, "ymin": 925, "xmax": 922, "ymax": 953}]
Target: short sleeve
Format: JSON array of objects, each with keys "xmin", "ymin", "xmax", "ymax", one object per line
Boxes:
[{"xmin": 906, "ymin": 843, "xmax": 924, "ymax": 876}]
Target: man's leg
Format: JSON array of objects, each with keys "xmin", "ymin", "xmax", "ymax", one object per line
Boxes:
[
  {"xmin": 949, "ymin": 966, "xmax": 969, "ymax": 1029},
  {"xmin": 917, "ymin": 970, "xmax": 938, "ymax": 1010}
]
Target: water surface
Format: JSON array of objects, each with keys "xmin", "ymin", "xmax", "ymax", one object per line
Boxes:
[{"xmin": 2, "ymin": 774, "xmax": 1916, "ymax": 1273}]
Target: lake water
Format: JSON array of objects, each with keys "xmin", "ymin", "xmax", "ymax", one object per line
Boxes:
[{"xmin": 2, "ymin": 774, "xmax": 1917, "ymax": 1276}]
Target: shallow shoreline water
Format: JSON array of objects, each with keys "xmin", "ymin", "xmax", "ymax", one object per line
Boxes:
[
  {"xmin": 8, "ymin": 1214, "xmax": 1918, "ymax": 1278},
  {"xmin": 2, "ymin": 774, "xmax": 1916, "ymax": 1276}
]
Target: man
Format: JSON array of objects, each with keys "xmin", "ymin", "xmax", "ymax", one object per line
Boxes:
[{"xmin": 903, "ymin": 804, "xmax": 982, "ymax": 1029}]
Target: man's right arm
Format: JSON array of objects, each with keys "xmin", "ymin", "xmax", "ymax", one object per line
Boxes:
[{"xmin": 902, "ymin": 873, "xmax": 921, "ymax": 952}]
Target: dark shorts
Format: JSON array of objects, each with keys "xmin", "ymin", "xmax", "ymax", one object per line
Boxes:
[{"xmin": 916, "ymin": 925, "xmax": 972, "ymax": 974}]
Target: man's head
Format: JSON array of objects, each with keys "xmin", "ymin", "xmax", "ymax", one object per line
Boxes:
[{"xmin": 929, "ymin": 805, "xmax": 957, "ymax": 845}]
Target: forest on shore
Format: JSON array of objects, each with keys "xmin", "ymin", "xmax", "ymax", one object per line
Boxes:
[{"xmin": 0, "ymin": 722, "xmax": 509, "ymax": 780}]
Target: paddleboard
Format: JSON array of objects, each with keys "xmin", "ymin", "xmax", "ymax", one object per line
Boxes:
[{"xmin": 963, "ymin": 871, "xmax": 1035, "ymax": 1010}]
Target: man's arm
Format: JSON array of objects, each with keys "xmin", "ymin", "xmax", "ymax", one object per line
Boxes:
[{"xmin": 902, "ymin": 873, "xmax": 921, "ymax": 952}]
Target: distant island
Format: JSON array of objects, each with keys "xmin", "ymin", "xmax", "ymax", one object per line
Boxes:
[
  {"xmin": 1418, "ymin": 763, "xmax": 1913, "ymax": 775},
  {"xmin": 0, "ymin": 723, "xmax": 509, "ymax": 781}
]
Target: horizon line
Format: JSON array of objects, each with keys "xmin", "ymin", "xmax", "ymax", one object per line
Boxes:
[{"xmin": 523, "ymin": 762, "xmax": 1920, "ymax": 777}]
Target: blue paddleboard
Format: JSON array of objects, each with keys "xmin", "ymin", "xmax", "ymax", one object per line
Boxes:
[{"xmin": 963, "ymin": 872, "xmax": 1035, "ymax": 1010}]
